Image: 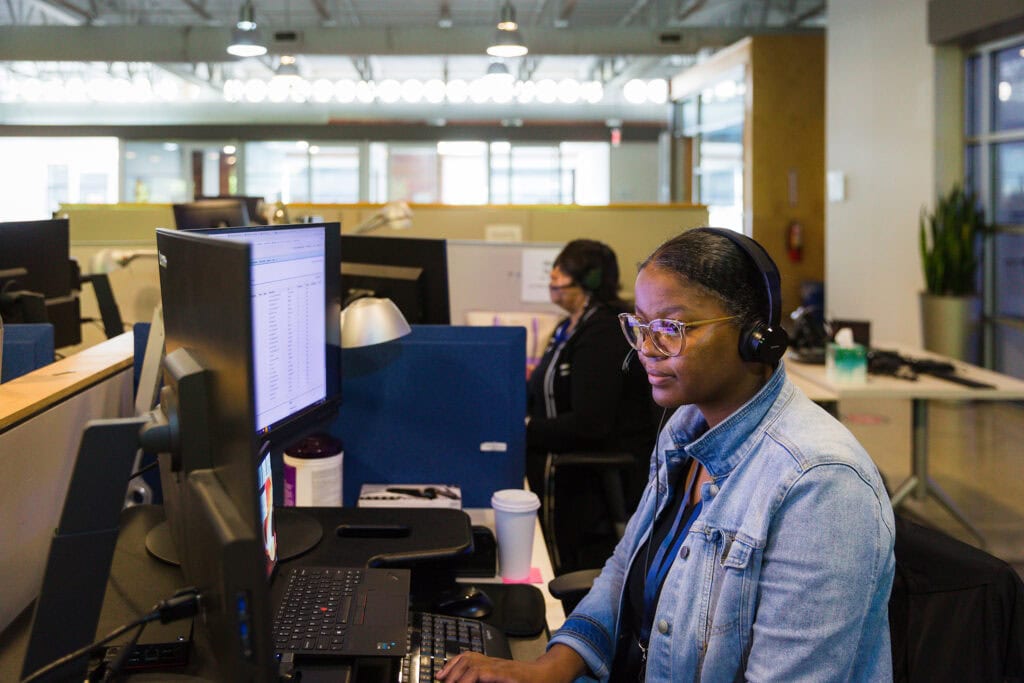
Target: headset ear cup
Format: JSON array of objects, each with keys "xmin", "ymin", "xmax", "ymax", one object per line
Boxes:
[
  {"xmin": 582, "ymin": 267, "xmax": 602, "ymax": 292},
  {"xmin": 737, "ymin": 323, "xmax": 763, "ymax": 363},
  {"xmin": 740, "ymin": 324, "xmax": 790, "ymax": 365}
]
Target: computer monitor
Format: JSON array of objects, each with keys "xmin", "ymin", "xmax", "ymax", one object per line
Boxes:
[
  {"xmin": 154, "ymin": 228, "xmax": 277, "ymax": 680},
  {"xmin": 200, "ymin": 195, "xmax": 269, "ymax": 225},
  {"xmin": 0, "ymin": 218, "xmax": 81, "ymax": 347},
  {"xmin": 340, "ymin": 234, "xmax": 451, "ymax": 324},
  {"xmin": 172, "ymin": 198, "xmax": 251, "ymax": 230},
  {"xmin": 185, "ymin": 222, "xmax": 342, "ymax": 442}
]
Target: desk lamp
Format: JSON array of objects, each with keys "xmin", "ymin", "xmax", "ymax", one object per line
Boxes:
[
  {"xmin": 340, "ymin": 296, "xmax": 412, "ymax": 348},
  {"xmin": 352, "ymin": 201, "xmax": 413, "ymax": 235}
]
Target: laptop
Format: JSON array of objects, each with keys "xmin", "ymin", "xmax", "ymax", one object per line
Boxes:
[{"xmin": 258, "ymin": 457, "xmax": 410, "ymax": 660}]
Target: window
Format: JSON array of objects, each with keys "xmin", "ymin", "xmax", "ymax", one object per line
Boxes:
[
  {"xmin": 438, "ymin": 141, "xmax": 488, "ymax": 205},
  {"xmin": 245, "ymin": 141, "xmax": 313, "ymax": 203},
  {"xmin": 965, "ymin": 37, "xmax": 1024, "ymax": 378},
  {"xmin": 385, "ymin": 145, "xmax": 439, "ymax": 203},
  {"xmin": 123, "ymin": 142, "xmax": 188, "ymax": 203},
  {"xmin": 309, "ymin": 145, "xmax": 359, "ymax": 203},
  {"xmin": 675, "ymin": 67, "xmax": 746, "ymax": 233},
  {"xmin": 0, "ymin": 137, "xmax": 118, "ymax": 219}
]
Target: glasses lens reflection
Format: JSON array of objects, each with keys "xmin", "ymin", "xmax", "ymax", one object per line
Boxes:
[{"xmin": 619, "ymin": 314, "xmax": 685, "ymax": 357}]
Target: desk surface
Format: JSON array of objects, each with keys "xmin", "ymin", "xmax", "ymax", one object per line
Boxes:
[
  {"xmin": 786, "ymin": 345, "xmax": 1024, "ymax": 401},
  {"xmin": 0, "ymin": 331, "xmax": 134, "ymax": 432},
  {"xmin": 0, "ymin": 504, "xmax": 562, "ymax": 681},
  {"xmin": 465, "ymin": 508, "xmax": 565, "ymax": 635}
]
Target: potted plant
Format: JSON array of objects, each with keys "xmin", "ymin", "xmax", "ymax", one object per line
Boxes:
[{"xmin": 918, "ymin": 184, "xmax": 986, "ymax": 361}]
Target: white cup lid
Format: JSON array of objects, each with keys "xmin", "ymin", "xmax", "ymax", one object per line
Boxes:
[{"xmin": 491, "ymin": 488, "xmax": 540, "ymax": 513}]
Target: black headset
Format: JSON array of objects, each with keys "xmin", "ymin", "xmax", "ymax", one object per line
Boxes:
[
  {"xmin": 697, "ymin": 227, "xmax": 790, "ymax": 366},
  {"xmin": 580, "ymin": 266, "xmax": 603, "ymax": 292}
]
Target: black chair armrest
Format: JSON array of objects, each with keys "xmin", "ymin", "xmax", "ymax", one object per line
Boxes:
[
  {"xmin": 543, "ymin": 452, "xmax": 637, "ymax": 574},
  {"xmin": 549, "ymin": 452, "xmax": 635, "ymax": 469},
  {"xmin": 548, "ymin": 568, "xmax": 601, "ymax": 615}
]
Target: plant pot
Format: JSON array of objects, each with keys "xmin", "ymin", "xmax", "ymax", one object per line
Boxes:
[{"xmin": 919, "ymin": 292, "xmax": 981, "ymax": 363}]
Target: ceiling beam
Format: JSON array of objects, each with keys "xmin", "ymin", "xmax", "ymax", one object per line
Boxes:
[
  {"xmin": 179, "ymin": 0, "xmax": 213, "ymax": 22},
  {"xmin": 787, "ymin": 1, "xmax": 824, "ymax": 26},
  {"xmin": 310, "ymin": 0, "xmax": 331, "ymax": 22},
  {"xmin": 26, "ymin": 0, "xmax": 92, "ymax": 23},
  {"xmin": 0, "ymin": 24, "xmax": 821, "ymax": 60}
]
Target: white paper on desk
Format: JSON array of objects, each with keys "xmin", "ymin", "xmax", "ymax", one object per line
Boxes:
[
  {"xmin": 521, "ymin": 247, "xmax": 561, "ymax": 303},
  {"xmin": 357, "ymin": 483, "xmax": 462, "ymax": 509}
]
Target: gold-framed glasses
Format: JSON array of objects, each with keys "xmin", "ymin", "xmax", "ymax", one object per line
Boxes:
[{"xmin": 618, "ymin": 313, "xmax": 738, "ymax": 357}]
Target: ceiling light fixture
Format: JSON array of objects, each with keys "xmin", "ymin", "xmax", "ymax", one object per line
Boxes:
[
  {"xmin": 274, "ymin": 55, "xmax": 300, "ymax": 80},
  {"xmin": 227, "ymin": 0, "xmax": 267, "ymax": 58},
  {"xmin": 487, "ymin": 2, "xmax": 527, "ymax": 58},
  {"xmin": 496, "ymin": 1, "xmax": 518, "ymax": 30},
  {"xmin": 487, "ymin": 29, "xmax": 528, "ymax": 58},
  {"xmin": 438, "ymin": 2, "xmax": 453, "ymax": 28},
  {"xmin": 486, "ymin": 61, "xmax": 512, "ymax": 79}
]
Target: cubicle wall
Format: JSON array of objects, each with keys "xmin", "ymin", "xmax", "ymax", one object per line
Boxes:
[
  {"xmin": 0, "ymin": 334, "xmax": 134, "ymax": 632},
  {"xmin": 332, "ymin": 325, "xmax": 526, "ymax": 508},
  {"xmin": 56, "ymin": 202, "xmax": 708, "ymax": 355}
]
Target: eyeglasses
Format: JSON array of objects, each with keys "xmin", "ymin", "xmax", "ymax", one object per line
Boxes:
[
  {"xmin": 618, "ymin": 313, "xmax": 738, "ymax": 357},
  {"xmin": 548, "ymin": 282, "xmax": 579, "ymax": 292}
]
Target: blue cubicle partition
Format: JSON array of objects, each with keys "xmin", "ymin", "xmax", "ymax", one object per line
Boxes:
[
  {"xmin": 1, "ymin": 323, "xmax": 54, "ymax": 383},
  {"xmin": 331, "ymin": 325, "xmax": 526, "ymax": 508}
]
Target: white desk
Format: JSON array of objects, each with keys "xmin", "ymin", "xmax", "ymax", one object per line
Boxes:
[
  {"xmin": 465, "ymin": 508, "xmax": 566, "ymax": 648},
  {"xmin": 786, "ymin": 345, "xmax": 1024, "ymax": 544}
]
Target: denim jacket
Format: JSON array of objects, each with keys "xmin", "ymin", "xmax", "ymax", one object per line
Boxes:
[{"xmin": 549, "ymin": 364, "xmax": 895, "ymax": 682}]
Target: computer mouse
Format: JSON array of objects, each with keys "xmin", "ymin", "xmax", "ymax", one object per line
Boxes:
[{"xmin": 433, "ymin": 585, "xmax": 494, "ymax": 620}]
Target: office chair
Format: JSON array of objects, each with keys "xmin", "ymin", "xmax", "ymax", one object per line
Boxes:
[
  {"xmin": 889, "ymin": 514, "xmax": 1024, "ymax": 681},
  {"xmin": 542, "ymin": 450, "xmax": 635, "ymax": 576}
]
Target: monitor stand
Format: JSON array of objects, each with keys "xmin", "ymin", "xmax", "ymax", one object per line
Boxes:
[{"xmin": 146, "ymin": 507, "xmax": 323, "ymax": 565}]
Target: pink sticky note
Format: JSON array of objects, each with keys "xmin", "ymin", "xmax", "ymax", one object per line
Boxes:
[{"xmin": 502, "ymin": 567, "xmax": 543, "ymax": 584}]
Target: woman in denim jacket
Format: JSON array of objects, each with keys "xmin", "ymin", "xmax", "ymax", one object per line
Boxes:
[{"xmin": 439, "ymin": 228, "xmax": 895, "ymax": 682}]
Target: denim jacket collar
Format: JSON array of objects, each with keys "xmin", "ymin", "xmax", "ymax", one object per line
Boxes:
[{"xmin": 667, "ymin": 362, "xmax": 788, "ymax": 479}]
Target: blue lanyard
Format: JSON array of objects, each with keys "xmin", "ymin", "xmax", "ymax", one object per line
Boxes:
[{"xmin": 640, "ymin": 463, "xmax": 703, "ymax": 642}]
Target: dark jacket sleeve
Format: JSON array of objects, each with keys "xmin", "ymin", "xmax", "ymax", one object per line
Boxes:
[{"xmin": 526, "ymin": 313, "xmax": 633, "ymax": 453}]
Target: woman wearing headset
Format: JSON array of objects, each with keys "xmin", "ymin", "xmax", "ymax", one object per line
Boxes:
[
  {"xmin": 440, "ymin": 228, "xmax": 895, "ymax": 682},
  {"xmin": 525, "ymin": 239, "xmax": 657, "ymax": 573}
]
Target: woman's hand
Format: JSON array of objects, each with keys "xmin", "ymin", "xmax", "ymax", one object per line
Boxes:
[
  {"xmin": 435, "ymin": 652, "xmax": 541, "ymax": 682},
  {"xmin": 435, "ymin": 644, "xmax": 585, "ymax": 683}
]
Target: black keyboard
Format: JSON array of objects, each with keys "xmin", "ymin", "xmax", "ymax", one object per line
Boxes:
[
  {"xmin": 399, "ymin": 612, "xmax": 512, "ymax": 683},
  {"xmin": 272, "ymin": 566, "xmax": 366, "ymax": 654}
]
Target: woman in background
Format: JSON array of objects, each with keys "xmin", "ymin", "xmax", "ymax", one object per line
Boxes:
[{"xmin": 526, "ymin": 239, "xmax": 657, "ymax": 573}]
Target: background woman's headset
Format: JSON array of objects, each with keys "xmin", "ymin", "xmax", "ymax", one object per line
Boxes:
[{"xmin": 697, "ymin": 227, "xmax": 790, "ymax": 366}]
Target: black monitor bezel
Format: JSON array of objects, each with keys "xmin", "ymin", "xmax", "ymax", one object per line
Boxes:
[
  {"xmin": 340, "ymin": 234, "xmax": 451, "ymax": 325},
  {"xmin": 172, "ymin": 199, "xmax": 252, "ymax": 230},
  {"xmin": 183, "ymin": 222, "xmax": 342, "ymax": 444},
  {"xmin": 154, "ymin": 227, "xmax": 276, "ymax": 680},
  {"xmin": 0, "ymin": 218, "xmax": 72, "ymax": 299}
]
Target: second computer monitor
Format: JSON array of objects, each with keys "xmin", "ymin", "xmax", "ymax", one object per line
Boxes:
[
  {"xmin": 0, "ymin": 218, "xmax": 80, "ymax": 347},
  {"xmin": 172, "ymin": 198, "xmax": 251, "ymax": 230},
  {"xmin": 340, "ymin": 234, "xmax": 451, "ymax": 324}
]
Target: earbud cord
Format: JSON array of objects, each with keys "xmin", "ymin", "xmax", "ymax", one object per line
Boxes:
[
  {"xmin": 638, "ymin": 405, "xmax": 671, "ymax": 598},
  {"xmin": 638, "ymin": 405, "xmax": 670, "ymax": 660}
]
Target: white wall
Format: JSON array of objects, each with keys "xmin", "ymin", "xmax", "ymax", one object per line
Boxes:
[{"xmin": 826, "ymin": 0, "xmax": 939, "ymax": 347}]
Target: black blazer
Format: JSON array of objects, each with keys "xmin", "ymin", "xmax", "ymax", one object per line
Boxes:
[{"xmin": 526, "ymin": 301, "xmax": 655, "ymax": 463}]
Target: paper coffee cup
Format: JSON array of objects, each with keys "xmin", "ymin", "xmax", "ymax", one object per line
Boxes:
[
  {"xmin": 491, "ymin": 489, "xmax": 540, "ymax": 581},
  {"xmin": 283, "ymin": 433, "xmax": 344, "ymax": 507}
]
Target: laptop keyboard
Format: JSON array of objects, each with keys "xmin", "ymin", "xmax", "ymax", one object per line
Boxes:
[
  {"xmin": 399, "ymin": 612, "xmax": 511, "ymax": 683},
  {"xmin": 272, "ymin": 567, "xmax": 365, "ymax": 654}
]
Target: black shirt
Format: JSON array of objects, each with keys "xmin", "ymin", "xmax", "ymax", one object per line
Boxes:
[{"xmin": 610, "ymin": 461, "xmax": 699, "ymax": 682}]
